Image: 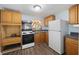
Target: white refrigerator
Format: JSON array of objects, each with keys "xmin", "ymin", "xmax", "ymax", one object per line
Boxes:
[{"xmin": 48, "ymin": 20, "xmax": 68, "ymax": 54}]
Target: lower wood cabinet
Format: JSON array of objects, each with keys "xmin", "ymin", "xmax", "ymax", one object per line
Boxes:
[
  {"xmin": 65, "ymin": 37, "xmax": 78, "ymax": 55},
  {"xmin": 78, "ymin": 5, "xmax": 79, "ymax": 24},
  {"xmin": 34, "ymin": 32, "xmax": 48, "ymax": 45},
  {"xmin": 34, "ymin": 32, "xmax": 45, "ymax": 44},
  {"xmin": 44, "ymin": 32, "xmax": 48, "ymax": 45}
]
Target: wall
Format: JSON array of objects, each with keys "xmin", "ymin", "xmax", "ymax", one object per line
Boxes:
[
  {"xmin": 55, "ymin": 10, "xmax": 79, "ymax": 34},
  {"xmin": 69, "ymin": 25, "xmax": 79, "ymax": 34},
  {"xmin": 22, "ymin": 14, "xmax": 43, "ymax": 22},
  {"xmin": 55, "ymin": 10, "xmax": 69, "ymax": 21}
]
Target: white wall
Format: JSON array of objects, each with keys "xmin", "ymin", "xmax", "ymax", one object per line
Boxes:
[
  {"xmin": 55, "ymin": 10, "xmax": 79, "ymax": 34},
  {"xmin": 55, "ymin": 10, "xmax": 69, "ymax": 21},
  {"xmin": 69, "ymin": 25, "xmax": 79, "ymax": 34},
  {"xmin": 22, "ymin": 14, "xmax": 43, "ymax": 22}
]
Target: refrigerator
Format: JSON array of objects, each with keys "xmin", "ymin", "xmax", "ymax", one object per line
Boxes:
[{"xmin": 48, "ymin": 20, "xmax": 68, "ymax": 54}]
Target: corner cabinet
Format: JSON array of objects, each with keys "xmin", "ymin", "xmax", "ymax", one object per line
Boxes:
[
  {"xmin": 69, "ymin": 4, "xmax": 79, "ymax": 24},
  {"xmin": 44, "ymin": 15, "xmax": 55, "ymax": 26}
]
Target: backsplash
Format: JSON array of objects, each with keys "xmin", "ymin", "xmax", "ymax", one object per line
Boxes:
[{"xmin": 68, "ymin": 25, "xmax": 79, "ymax": 34}]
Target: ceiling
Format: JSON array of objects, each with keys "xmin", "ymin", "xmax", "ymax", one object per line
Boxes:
[{"xmin": 0, "ymin": 4, "xmax": 73, "ymax": 17}]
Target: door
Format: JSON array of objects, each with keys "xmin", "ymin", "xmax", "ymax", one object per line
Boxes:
[{"xmin": 49, "ymin": 31, "xmax": 62, "ymax": 54}]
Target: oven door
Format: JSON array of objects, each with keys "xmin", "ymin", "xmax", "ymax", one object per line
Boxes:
[{"xmin": 22, "ymin": 34, "xmax": 34, "ymax": 45}]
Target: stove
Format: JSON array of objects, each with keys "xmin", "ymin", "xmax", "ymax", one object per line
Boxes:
[{"xmin": 22, "ymin": 31, "xmax": 35, "ymax": 49}]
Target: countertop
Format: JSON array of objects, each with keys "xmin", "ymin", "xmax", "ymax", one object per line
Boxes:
[
  {"xmin": 22, "ymin": 30, "xmax": 48, "ymax": 32},
  {"xmin": 65, "ymin": 34, "xmax": 78, "ymax": 40}
]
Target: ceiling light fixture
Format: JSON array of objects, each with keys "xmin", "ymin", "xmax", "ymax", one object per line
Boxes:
[{"xmin": 33, "ymin": 5, "xmax": 41, "ymax": 11}]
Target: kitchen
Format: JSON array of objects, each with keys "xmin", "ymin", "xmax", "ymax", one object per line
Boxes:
[{"xmin": 0, "ymin": 4, "xmax": 79, "ymax": 55}]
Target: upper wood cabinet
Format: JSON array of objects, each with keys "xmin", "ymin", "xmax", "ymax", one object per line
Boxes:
[
  {"xmin": 44, "ymin": 15, "xmax": 55, "ymax": 26},
  {"xmin": 12, "ymin": 12, "xmax": 21, "ymax": 24},
  {"xmin": 1, "ymin": 9, "xmax": 21, "ymax": 24},
  {"xmin": 1, "ymin": 10, "xmax": 12, "ymax": 24},
  {"xmin": 69, "ymin": 5, "xmax": 79, "ymax": 24},
  {"xmin": 78, "ymin": 5, "xmax": 79, "ymax": 23}
]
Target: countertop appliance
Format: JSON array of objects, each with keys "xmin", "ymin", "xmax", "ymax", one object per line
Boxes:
[
  {"xmin": 22, "ymin": 31, "xmax": 35, "ymax": 49},
  {"xmin": 48, "ymin": 20, "xmax": 68, "ymax": 54}
]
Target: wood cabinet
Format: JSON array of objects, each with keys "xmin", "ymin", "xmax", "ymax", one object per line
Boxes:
[
  {"xmin": 1, "ymin": 10, "xmax": 12, "ymax": 24},
  {"xmin": 44, "ymin": 15, "xmax": 55, "ymax": 26},
  {"xmin": 65, "ymin": 37, "xmax": 78, "ymax": 55},
  {"xmin": 34, "ymin": 32, "xmax": 40, "ymax": 44},
  {"xmin": 34, "ymin": 32, "xmax": 45, "ymax": 44},
  {"xmin": 1, "ymin": 9, "xmax": 21, "ymax": 24},
  {"xmin": 45, "ymin": 32, "xmax": 48, "ymax": 45},
  {"xmin": 0, "ymin": 9, "xmax": 22, "ymax": 54},
  {"xmin": 78, "ymin": 5, "xmax": 79, "ymax": 23},
  {"xmin": 12, "ymin": 12, "xmax": 21, "ymax": 24},
  {"xmin": 43, "ymin": 32, "xmax": 48, "ymax": 45},
  {"xmin": 69, "ymin": 5, "xmax": 79, "ymax": 24},
  {"xmin": 0, "ymin": 27, "xmax": 1, "ymax": 46},
  {"xmin": 34, "ymin": 32, "xmax": 48, "ymax": 45}
]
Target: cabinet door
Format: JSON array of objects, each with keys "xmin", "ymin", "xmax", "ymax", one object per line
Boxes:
[
  {"xmin": 34, "ymin": 32, "xmax": 45, "ymax": 44},
  {"xmin": 65, "ymin": 38, "xmax": 78, "ymax": 55},
  {"xmin": 0, "ymin": 25, "xmax": 1, "ymax": 47},
  {"xmin": 40, "ymin": 32, "xmax": 45, "ymax": 43},
  {"xmin": 69, "ymin": 5, "xmax": 78, "ymax": 24},
  {"xmin": 34, "ymin": 32, "xmax": 41, "ymax": 44},
  {"xmin": 1, "ymin": 10, "xmax": 12, "ymax": 24},
  {"xmin": 12, "ymin": 12, "xmax": 21, "ymax": 24},
  {"xmin": 45, "ymin": 32, "xmax": 48, "ymax": 45},
  {"xmin": 78, "ymin": 5, "xmax": 79, "ymax": 24}
]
